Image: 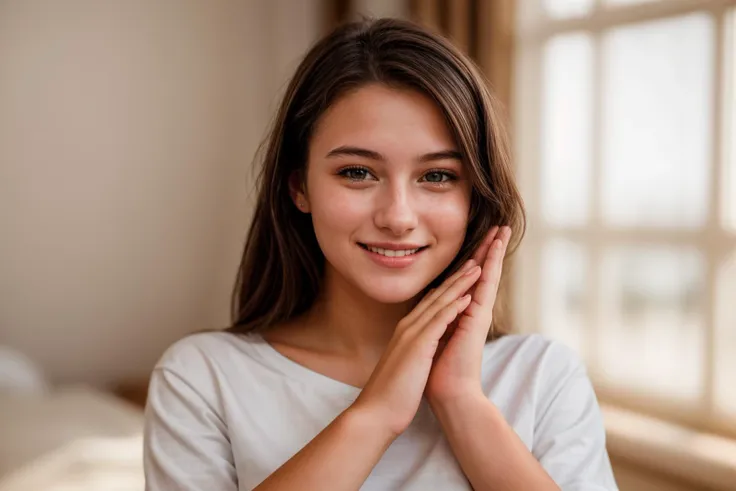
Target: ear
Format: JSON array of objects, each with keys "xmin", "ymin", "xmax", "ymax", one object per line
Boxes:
[{"xmin": 288, "ymin": 171, "xmax": 310, "ymax": 213}]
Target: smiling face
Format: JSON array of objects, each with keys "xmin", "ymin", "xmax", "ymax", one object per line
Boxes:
[{"xmin": 294, "ymin": 83, "xmax": 472, "ymax": 304}]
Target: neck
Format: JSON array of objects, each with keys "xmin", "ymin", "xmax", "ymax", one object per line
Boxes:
[{"xmin": 304, "ymin": 265, "xmax": 415, "ymax": 361}]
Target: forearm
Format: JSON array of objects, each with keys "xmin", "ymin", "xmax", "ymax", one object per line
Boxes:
[
  {"xmin": 431, "ymin": 394, "xmax": 560, "ymax": 491},
  {"xmin": 254, "ymin": 406, "xmax": 395, "ymax": 491}
]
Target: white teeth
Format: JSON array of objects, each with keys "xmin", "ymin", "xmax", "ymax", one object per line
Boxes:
[{"xmin": 367, "ymin": 246, "xmax": 420, "ymax": 257}]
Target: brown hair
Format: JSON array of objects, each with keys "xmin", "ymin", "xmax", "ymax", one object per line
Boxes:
[{"xmin": 229, "ymin": 18, "xmax": 525, "ymax": 340}]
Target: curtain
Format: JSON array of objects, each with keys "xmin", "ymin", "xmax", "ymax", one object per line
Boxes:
[
  {"xmin": 321, "ymin": 0, "xmax": 516, "ymax": 111},
  {"xmin": 409, "ymin": 0, "xmax": 515, "ymax": 113}
]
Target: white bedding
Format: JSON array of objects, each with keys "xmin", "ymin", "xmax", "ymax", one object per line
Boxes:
[{"xmin": 0, "ymin": 386, "xmax": 144, "ymax": 491}]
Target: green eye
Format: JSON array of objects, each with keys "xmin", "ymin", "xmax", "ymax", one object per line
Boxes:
[
  {"xmin": 423, "ymin": 171, "xmax": 456, "ymax": 183},
  {"xmin": 338, "ymin": 166, "xmax": 373, "ymax": 181}
]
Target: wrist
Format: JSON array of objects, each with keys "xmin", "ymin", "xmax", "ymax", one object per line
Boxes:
[
  {"xmin": 430, "ymin": 392, "xmax": 508, "ymax": 450},
  {"xmin": 426, "ymin": 383, "xmax": 485, "ymax": 412},
  {"xmin": 343, "ymin": 402, "xmax": 401, "ymax": 446},
  {"xmin": 428, "ymin": 389, "xmax": 490, "ymax": 420}
]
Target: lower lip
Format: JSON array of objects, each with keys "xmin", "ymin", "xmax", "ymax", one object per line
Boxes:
[{"xmin": 360, "ymin": 245, "xmax": 426, "ymax": 268}]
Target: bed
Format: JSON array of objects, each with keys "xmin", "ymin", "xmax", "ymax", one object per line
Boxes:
[{"xmin": 0, "ymin": 386, "xmax": 145, "ymax": 491}]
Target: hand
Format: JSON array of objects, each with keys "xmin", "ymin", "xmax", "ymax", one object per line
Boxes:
[
  {"xmin": 350, "ymin": 259, "xmax": 482, "ymax": 438},
  {"xmin": 425, "ymin": 225, "xmax": 512, "ymax": 405}
]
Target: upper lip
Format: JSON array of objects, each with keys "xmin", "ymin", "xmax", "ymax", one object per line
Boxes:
[{"xmin": 360, "ymin": 242, "xmax": 426, "ymax": 250}]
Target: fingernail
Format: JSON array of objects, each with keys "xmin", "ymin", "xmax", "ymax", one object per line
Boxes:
[
  {"xmin": 461, "ymin": 259, "xmax": 476, "ymax": 272},
  {"xmin": 464, "ymin": 265, "xmax": 480, "ymax": 276}
]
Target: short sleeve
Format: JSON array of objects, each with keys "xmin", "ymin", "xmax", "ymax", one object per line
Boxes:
[
  {"xmin": 144, "ymin": 366, "xmax": 238, "ymax": 491},
  {"xmin": 532, "ymin": 345, "xmax": 619, "ymax": 491}
]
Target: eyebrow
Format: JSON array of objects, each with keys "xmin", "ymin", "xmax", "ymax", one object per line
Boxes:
[{"xmin": 325, "ymin": 145, "xmax": 463, "ymax": 163}]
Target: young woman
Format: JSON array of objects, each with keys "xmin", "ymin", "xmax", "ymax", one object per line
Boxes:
[{"xmin": 144, "ymin": 18, "xmax": 618, "ymax": 491}]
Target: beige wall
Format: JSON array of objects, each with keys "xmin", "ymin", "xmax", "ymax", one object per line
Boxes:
[{"xmin": 0, "ymin": 0, "xmax": 321, "ymax": 388}]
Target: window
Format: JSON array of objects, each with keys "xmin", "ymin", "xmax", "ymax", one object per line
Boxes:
[{"xmin": 513, "ymin": 0, "xmax": 736, "ymax": 437}]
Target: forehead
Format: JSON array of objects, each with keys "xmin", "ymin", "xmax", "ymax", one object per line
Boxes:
[{"xmin": 309, "ymin": 84, "xmax": 457, "ymax": 157}]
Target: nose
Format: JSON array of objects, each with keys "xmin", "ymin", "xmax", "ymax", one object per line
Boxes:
[{"xmin": 373, "ymin": 185, "xmax": 418, "ymax": 236}]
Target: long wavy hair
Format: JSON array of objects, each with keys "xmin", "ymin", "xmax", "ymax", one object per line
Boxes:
[{"xmin": 229, "ymin": 18, "xmax": 525, "ymax": 340}]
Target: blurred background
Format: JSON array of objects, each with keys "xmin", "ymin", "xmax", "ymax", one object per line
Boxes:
[{"xmin": 0, "ymin": 0, "xmax": 733, "ymax": 490}]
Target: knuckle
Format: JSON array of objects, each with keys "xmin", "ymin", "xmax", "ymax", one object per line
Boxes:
[
  {"xmin": 438, "ymin": 303, "xmax": 458, "ymax": 320},
  {"xmin": 442, "ymin": 284, "xmax": 465, "ymax": 302},
  {"xmin": 397, "ymin": 320, "xmax": 416, "ymax": 338},
  {"xmin": 394, "ymin": 328, "xmax": 414, "ymax": 346}
]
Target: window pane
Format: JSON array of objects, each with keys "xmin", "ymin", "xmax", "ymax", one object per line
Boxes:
[
  {"xmin": 540, "ymin": 239, "xmax": 588, "ymax": 356},
  {"xmin": 598, "ymin": 246, "xmax": 705, "ymax": 400},
  {"xmin": 543, "ymin": 0, "xmax": 593, "ymax": 19},
  {"xmin": 725, "ymin": 11, "xmax": 736, "ymax": 232},
  {"xmin": 541, "ymin": 33, "xmax": 593, "ymax": 226},
  {"xmin": 601, "ymin": 14, "xmax": 714, "ymax": 228},
  {"xmin": 715, "ymin": 251, "xmax": 736, "ymax": 415}
]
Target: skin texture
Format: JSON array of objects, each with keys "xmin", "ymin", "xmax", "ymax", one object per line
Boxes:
[
  {"xmin": 299, "ymin": 83, "xmax": 471, "ymax": 306},
  {"xmin": 265, "ymin": 83, "xmax": 472, "ymax": 385},
  {"xmin": 256, "ymin": 84, "xmax": 559, "ymax": 491}
]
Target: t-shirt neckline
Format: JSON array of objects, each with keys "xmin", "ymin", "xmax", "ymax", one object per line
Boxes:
[{"xmin": 248, "ymin": 332, "xmax": 363, "ymax": 397}]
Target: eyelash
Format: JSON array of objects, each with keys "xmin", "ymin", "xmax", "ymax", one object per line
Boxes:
[{"xmin": 337, "ymin": 166, "xmax": 458, "ymax": 186}]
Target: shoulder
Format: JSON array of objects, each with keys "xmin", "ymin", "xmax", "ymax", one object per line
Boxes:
[
  {"xmin": 146, "ymin": 331, "xmax": 265, "ymax": 417},
  {"xmin": 485, "ymin": 340, "xmax": 616, "ymax": 486},
  {"xmin": 151, "ymin": 330, "xmax": 261, "ymax": 390},
  {"xmin": 482, "ymin": 333, "xmax": 592, "ymax": 412},
  {"xmin": 484, "ymin": 332, "xmax": 585, "ymax": 379},
  {"xmin": 156, "ymin": 331, "xmax": 230, "ymax": 371}
]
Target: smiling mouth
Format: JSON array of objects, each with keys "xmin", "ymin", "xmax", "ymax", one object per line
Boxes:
[{"xmin": 357, "ymin": 243, "xmax": 429, "ymax": 257}]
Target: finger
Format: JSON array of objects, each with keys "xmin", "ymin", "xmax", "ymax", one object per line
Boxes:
[
  {"xmin": 471, "ymin": 226, "xmax": 500, "ymax": 265},
  {"xmin": 424, "ymin": 294, "xmax": 472, "ymax": 341},
  {"xmin": 403, "ymin": 258, "xmax": 476, "ymax": 325},
  {"xmin": 433, "ymin": 318, "xmax": 460, "ymax": 362},
  {"xmin": 466, "ymin": 227, "xmax": 511, "ymax": 320},
  {"xmin": 412, "ymin": 265, "xmax": 481, "ymax": 331},
  {"xmin": 459, "ymin": 226, "xmax": 503, "ymax": 302},
  {"xmin": 410, "ymin": 226, "xmax": 499, "ymax": 323}
]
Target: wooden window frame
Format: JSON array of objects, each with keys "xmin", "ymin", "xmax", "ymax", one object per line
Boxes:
[{"xmin": 513, "ymin": 0, "xmax": 736, "ymax": 438}]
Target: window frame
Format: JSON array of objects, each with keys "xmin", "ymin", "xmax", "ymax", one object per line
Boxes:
[{"xmin": 512, "ymin": 0, "xmax": 736, "ymax": 438}]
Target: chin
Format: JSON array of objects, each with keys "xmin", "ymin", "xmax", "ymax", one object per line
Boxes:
[{"xmin": 358, "ymin": 279, "xmax": 428, "ymax": 304}]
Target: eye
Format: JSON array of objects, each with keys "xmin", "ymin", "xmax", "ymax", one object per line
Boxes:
[
  {"xmin": 422, "ymin": 170, "xmax": 457, "ymax": 184},
  {"xmin": 338, "ymin": 166, "xmax": 375, "ymax": 182}
]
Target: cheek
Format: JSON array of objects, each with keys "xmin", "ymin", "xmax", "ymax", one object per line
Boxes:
[
  {"xmin": 311, "ymin": 187, "xmax": 370, "ymax": 232},
  {"xmin": 308, "ymin": 187, "xmax": 371, "ymax": 263},
  {"xmin": 423, "ymin": 194, "xmax": 471, "ymax": 243}
]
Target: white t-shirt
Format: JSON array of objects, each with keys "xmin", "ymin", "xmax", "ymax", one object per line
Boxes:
[{"xmin": 143, "ymin": 331, "xmax": 618, "ymax": 490}]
